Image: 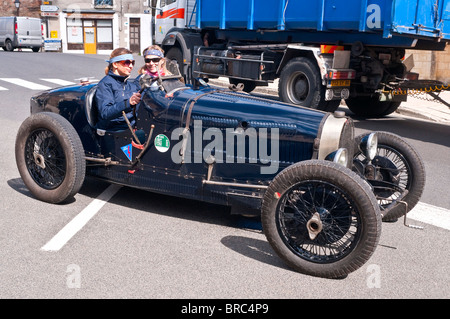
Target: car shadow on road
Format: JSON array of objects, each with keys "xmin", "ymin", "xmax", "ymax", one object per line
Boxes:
[
  {"xmin": 7, "ymin": 177, "xmax": 78, "ymax": 204},
  {"xmin": 80, "ymin": 178, "xmax": 297, "ymax": 272},
  {"xmin": 220, "ymin": 235, "xmax": 292, "ymax": 271}
]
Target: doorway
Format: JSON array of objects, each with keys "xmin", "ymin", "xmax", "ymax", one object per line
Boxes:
[
  {"xmin": 129, "ymin": 18, "xmax": 140, "ymax": 54},
  {"xmin": 84, "ymin": 21, "xmax": 96, "ymax": 54}
]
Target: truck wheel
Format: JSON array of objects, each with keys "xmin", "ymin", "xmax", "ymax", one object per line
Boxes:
[
  {"xmin": 5, "ymin": 39, "xmax": 14, "ymax": 52},
  {"xmin": 278, "ymin": 57, "xmax": 340, "ymax": 112},
  {"xmin": 32, "ymin": 47, "xmax": 40, "ymax": 52},
  {"xmin": 262, "ymin": 160, "xmax": 381, "ymax": 278},
  {"xmin": 229, "ymin": 78, "xmax": 257, "ymax": 93},
  {"xmin": 353, "ymin": 132, "xmax": 425, "ymax": 222},
  {"xmin": 345, "ymin": 97, "xmax": 401, "ymax": 118},
  {"xmin": 15, "ymin": 112, "xmax": 86, "ymax": 204},
  {"xmin": 166, "ymin": 47, "xmax": 184, "ymax": 74}
]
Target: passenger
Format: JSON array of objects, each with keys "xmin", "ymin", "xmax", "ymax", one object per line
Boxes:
[
  {"xmin": 139, "ymin": 45, "xmax": 168, "ymax": 77},
  {"xmin": 95, "ymin": 48, "xmax": 141, "ymax": 131}
]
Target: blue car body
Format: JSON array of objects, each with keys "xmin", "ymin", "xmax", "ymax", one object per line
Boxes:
[{"xmin": 29, "ymin": 78, "xmax": 354, "ymax": 214}]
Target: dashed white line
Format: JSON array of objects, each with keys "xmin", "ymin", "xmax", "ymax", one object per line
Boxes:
[
  {"xmin": 40, "ymin": 184, "xmax": 122, "ymax": 252},
  {"xmin": 40, "ymin": 78, "xmax": 76, "ymax": 86},
  {"xmin": 0, "ymin": 78, "xmax": 51, "ymax": 90},
  {"xmin": 407, "ymin": 202, "xmax": 450, "ymax": 230}
]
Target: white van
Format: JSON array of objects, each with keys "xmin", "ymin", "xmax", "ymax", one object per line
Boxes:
[{"xmin": 0, "ymin": 16, "xmax": 44, "ymax": 52}]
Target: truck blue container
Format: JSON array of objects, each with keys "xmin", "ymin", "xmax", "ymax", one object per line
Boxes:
[
  {"xmin": 155, "ymin": 0, "xmax": 450, "ymax": 117},
  {"xmin": 197, "ymin": 0, "xmax": 450, "ymax": 44}
]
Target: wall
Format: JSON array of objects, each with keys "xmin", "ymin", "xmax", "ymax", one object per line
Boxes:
[
  {"xmin": 406, "ymin": 45, "xmax": 450, "ymax": 83},
  {"xmin": 0, "ymin": 0, "xmax": 42, "ymax": 18}
]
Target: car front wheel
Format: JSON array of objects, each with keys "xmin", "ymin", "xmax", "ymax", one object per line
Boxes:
[
  {"xmin": 353, "ymin": 131, "xmax": 425, "ymax": 222},
  {"xmin": 262, "ymin": 160, "xmax": 381, "ymax": 279}
]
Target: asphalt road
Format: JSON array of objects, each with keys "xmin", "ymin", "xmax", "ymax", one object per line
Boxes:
[{"xmin": 0, "ymin": 51, "xmax": 449, "ymax": 301}]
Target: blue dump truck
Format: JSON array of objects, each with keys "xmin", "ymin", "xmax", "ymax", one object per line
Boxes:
[{"xmin": 154, "ymin": 0, "xmax": 450, "ymax": 117}]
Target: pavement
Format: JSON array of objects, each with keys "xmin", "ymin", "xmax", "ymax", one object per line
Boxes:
[{"xmin": 208, "ymin": 77, "xmax": 450, "ymax": 124}]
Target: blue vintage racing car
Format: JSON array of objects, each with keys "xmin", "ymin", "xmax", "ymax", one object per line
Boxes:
[{"xmin": 15, "ymin": 61, "xmax": 425, "ymax": 278}]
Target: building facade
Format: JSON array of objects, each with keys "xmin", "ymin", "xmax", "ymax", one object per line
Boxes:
[
  {"xmin": 0, "ymin": 0, "xmax": 153, "ymax": 55},
  {"xmin": 54, "ymin": 0, "xmax": 152, "ymax": 55}
]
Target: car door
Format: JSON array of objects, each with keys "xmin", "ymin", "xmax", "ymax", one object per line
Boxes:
[{"xmin": 28, "ymin": 19, "xmax": 42, "ymax": 47}]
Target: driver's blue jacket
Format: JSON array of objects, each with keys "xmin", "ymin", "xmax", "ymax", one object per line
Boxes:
[{"xmin": 95, "ymin": 71, "xmax": 141, "ymax": 131}]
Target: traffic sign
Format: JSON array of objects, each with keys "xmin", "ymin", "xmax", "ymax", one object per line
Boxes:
[{"xmin": 40, "ymin": 5, "xmax": 59, "ymax": 12}]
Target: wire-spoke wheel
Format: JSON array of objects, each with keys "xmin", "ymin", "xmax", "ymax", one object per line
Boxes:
[
  {"xmin": 353, "ymin": 132, "xmax": 425, "ymax": 222},
  {"xmin": 15, "ymin": 112, "xmax": 86, "ymax": 204},
  {"xmin": 25, "ymin": 129, "xmax": 66, "ymax": 190},
  {"xmin": 277, "ymin": 180, "xmax": 362, "ymax": 263},
  {"xmin": 262, "ymin": 160, "xmax": 381, "ymax": 279}
]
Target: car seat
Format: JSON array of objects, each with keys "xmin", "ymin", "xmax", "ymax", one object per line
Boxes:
[{"xmin": 85, "ymin": 85, "xmax": 98, "ymax": 128}]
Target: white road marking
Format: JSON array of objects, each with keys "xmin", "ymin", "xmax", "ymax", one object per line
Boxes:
[
  {"xmin": 0, "ymin": 86, "xmax": 7, "ymax": 91},
  {"xmin": 40, "ymin": 78, "xmax": 76, "ymax": 86},
  {"xmin": 407, "ymin": 202, "xmax": 450, "ymax": 230},
  {"xmin": 40, "ymin": 184, "xmax": 122, "ymax": 252},
  {"xmin": 0, "ymin": 78, "xmax": 51, "ymax": 90}
]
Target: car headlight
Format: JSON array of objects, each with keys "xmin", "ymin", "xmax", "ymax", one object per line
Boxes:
[
  {"xmin": 360, "ymin": 133, "xmax": 378, "ymax": 160},
  {"xmin": 326, "ymin": 148, "xmax": 348, "ymax": 166}
]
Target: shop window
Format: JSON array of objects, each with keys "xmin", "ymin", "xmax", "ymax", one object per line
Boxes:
[
  {"xmin": 66, "ymin": 19, "xmax": 113, "ymax": 51},
  {"xmin": 67, "ymin": 18, "xmax": 83, "ymax": 50},
  {"xmin": 97, "ymin": 20, "xmax": 113, "ymax": 50}
]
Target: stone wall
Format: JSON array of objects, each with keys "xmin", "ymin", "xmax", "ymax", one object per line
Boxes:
[
  {"xmin": 406, "ymin": 45, "xmax": 450, "ymax": 83},
  {"xmin": 0, "ymin": 0, "xmax": 42, "ymax": 18}
]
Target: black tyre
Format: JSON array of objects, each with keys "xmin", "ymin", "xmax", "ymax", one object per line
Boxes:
[
  {"xmin": 345, "ymin": 97, "xmax": 401, "ymax": 118},
  {"xmin": 278, "ymin": 57, "xmax": 340, "ymax": 112},
  {"xmin": 15, "ymin": 112, "xmax": 86, "ymax": 204},
  {"xmin": 229, "ymin": 78, "xmax": 257, "ymax": 93},
  {"xmin": 5, "ymin": 39, "xmax": 14, "ymax": 52},
  {"xmin": 262, "ymin": 160, "xmax": 381, "ymax": 279},
  {"xmin": 32, "ymin": 47, "xmax": 40, "ymax": 52},
  {"xmin": 166, "ymin": 47, "xmax": 183, "ymax": 72},
  {"xmin": 353, "ymin": 132, "xmax": 425, "ymax": 222}
]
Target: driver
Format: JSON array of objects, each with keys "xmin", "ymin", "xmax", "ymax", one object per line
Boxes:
[{"xmin": 95, "ymin": 48, "xmax": 141, "ymax": 131}]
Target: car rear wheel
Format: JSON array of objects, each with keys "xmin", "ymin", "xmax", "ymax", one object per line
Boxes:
[
  {"xmin": 262, "ymin": 160, "xmax": 381, "ymax": 278},
  {"xmin": 15, "ymin": 112, "xmax": 86, "ymax": 204},
  {"xmin": 5, "ymin": 39, "xmax": 14, "ymax": 52},
  {"xmin": 353, "ymin": 132, "xmax": 425, "ymax": 222}
]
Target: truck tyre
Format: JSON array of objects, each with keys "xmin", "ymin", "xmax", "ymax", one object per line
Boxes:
[
  {"xmin": 166, "ymin": 47, "xmax": 184, "ymax": 75},
  {"xmin": 229, "ymin": 78, "xmax": 257, "ymax": 93},
  {"xmin": 278, "ymin": 57, "xmax": 340, "ymax": 112},
  {"xmin": 32, "ymin": 47, "xmax": 40, "ymax": 52},
  {"xmin": 262, "ymin": 160, "xmax": 381, "ymax": 278},
  {"xmin": 15, "ymin": 112, "xmax": 86, "ymax": 204},
  {"xmin": 5, "ymin": 39, "xmax": 14, "ymax": 52},
  {"xmin": 345, "ymin": 97, "xmax": 401, "ymax": 118},
  {"xmin": 353, "ymin": 132, "xmax": 425, "ymax": 222}
]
